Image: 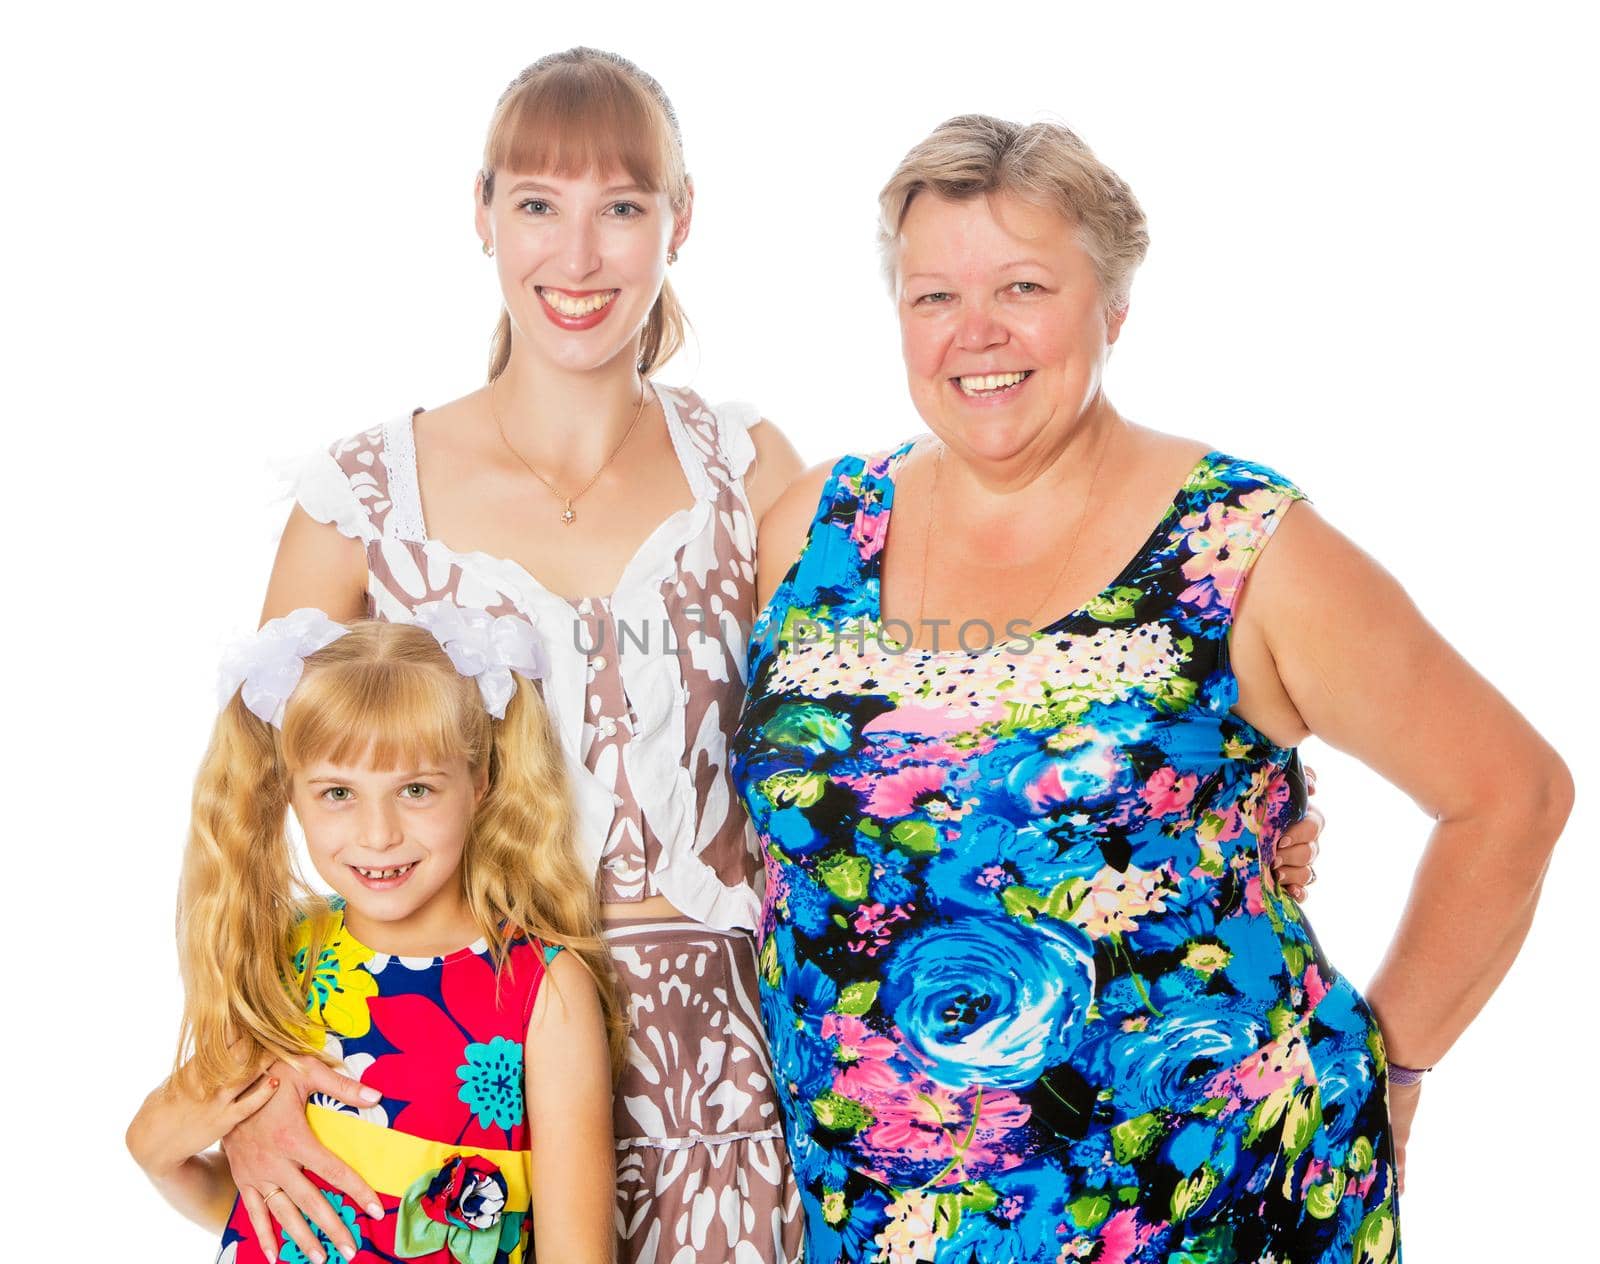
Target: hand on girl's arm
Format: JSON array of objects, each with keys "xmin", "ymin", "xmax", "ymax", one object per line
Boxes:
[
  {"xmin": 526, "ymin": 950, "xmax": 617, "ymax": 1264},
  {"xmin": 127, "ymin": 1068, "xmax": 279, "ymax": 1232}
]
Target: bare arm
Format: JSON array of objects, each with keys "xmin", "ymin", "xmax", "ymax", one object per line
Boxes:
[
  {"xmin": 754, "ymin": 459, "xmax": 837, "ymax": 609},
  {"xmin": 1236, "ymin": 501, "xmax": 1573, "ymax": 1067},
  {"xmin": 525, "ymin": 951, "xmax": 616, "ymax": 1263},
  {"xmin": 127, "ymin": 1070, "xmax": 279, "ymax": 1233},
  {"xmin": 259, "ymin": 503, "xmax": 368, "ymax": 626}
]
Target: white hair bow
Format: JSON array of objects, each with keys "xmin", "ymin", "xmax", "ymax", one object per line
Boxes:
[
  {"xmin": 216, "ymin": 607, "xmax": 351, "ymax": 728},
  {"xmin": 409, "ymin": 599, "xmax": 549, "ymax": 719}
]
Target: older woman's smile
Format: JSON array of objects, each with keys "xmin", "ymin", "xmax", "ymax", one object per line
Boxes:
[{"xmin": 954, "ymin": 369, "xmax": 1034, "ymax": 399}]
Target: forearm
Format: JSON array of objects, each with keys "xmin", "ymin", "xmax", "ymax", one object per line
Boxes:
[
  {"xmin": 139, "ymin": 1148, "xmax": 239, "ymax": 1234},
  {"xmin": 1364, "ymin": 796, "xmax": 1564, "ymax": 1068}
]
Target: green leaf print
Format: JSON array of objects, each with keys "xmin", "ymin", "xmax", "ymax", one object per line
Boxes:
[
  {"xmin": 888, "ymin": 818, "xmax": 941, "ymax": 855},
  {"xmin": 1111, "ymin": 1111, "xmax": 1165, "ymax": 1164},
  {"xmin": 1084, "ymin": 586, "xmax": 1143, "ymax": 622},
  {"xmin": 933, "ymin": 1182, "xmax": 999, "ymax": 1240},
  {"xmin": 817, "ymin": 853, "xmax": 871, "ymax": 903},
  {"xmin": 1353, "ymin": 1202, "xmax": 1398, "ymax": 1263},
  {"xmin": 1348, "ymin": 1135, "xmax": 1376, "ymax": 1174},
  {"xmin": 1170, "ymin": 1164, "xmax": 1221, "ymax": 1220},
  {"xmin": 1150, "ymin": 674, "xmax": 1199, "ymax": 714},
  {"xmin": 1000, "ymin": 878, "xmax": 1089, "ymax": 925},
  {"xmin": 760, "ymin": 769, "xmax": 828, "ymax": 808},
  {"xmin": 835, "ymin": 981, "xmax": 880, "ymax": 1016},
  {"xmin": 765, "ymin": 701, "xmax": 854, "ymax": 754},
  {"xmin": 811, "ymin": 1091, "xmax": 874, "ymax": 1134},
  {"xmin": 1067, "ymin": 1193, "xmax": 1112, "ymax": 1231},
  {"xmin": 1282, "ymin": 1087, "xmax": 1324, "ymax": 1161},
  {"xmin": 1305, "ymin": 1168, "xmax": 1347, "ymax": 1220}
]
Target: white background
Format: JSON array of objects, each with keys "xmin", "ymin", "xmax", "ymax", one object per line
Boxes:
[{"xmin": 7, "ymin": 2, "xmax": 1594, "ymax": 1259}]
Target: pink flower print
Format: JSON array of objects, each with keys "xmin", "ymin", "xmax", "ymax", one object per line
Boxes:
[
  {"xmin": 1140, "ymin": 767, "xmax": 1199, "ymax": 816},
  {"xmin": 1094, "ymin": 1207, "xmax": 1163, "ymax": 1264},
  {"xmin": 1204, "ymin": 1029, "xmax": 1310, "ymax": 1103},
  {"xmin": 865, "ymin": 764, "xmax": 950, "ymax": 818},
  {"xmin": 821, "ymin": 1013, "xmax": 899, "ymax": 1064},
  {"xmin": 849, "ymin": 902, "xmax": 913, "ymax": 956},
  {"xmin": 1180, "ymin": 490, "xmax": 1281, "ymax": 603},
  {"xmin": 855, "ymin": 1074, "xmax": 1032, "ymax": 1183},
  {"xmin": 850, "ymin": 504, "xmax": 890, "ymax": 560},
  {"xmin": 1304, "ymin": 963, "xmax": 1329, "ymax": 1010}
]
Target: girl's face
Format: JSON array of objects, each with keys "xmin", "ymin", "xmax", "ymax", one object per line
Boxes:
[
  {"xmin": 476, "ymin": 166, "xmax": 690, "ymax": 375},
  {"xmin": 894, "ymin": 191, "xmax": 1126, "ymax": 463},
  {"xmin": 290, "ymin": 752, "xmax": 487, "ymax": 953}
]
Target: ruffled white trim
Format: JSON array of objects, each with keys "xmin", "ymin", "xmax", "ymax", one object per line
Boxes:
[
  {"xmin": 275, "ymin": 446, "xmax": 379, "ymax": 544},
  {"xmin": 710, "ymin": 399, "xmax": 759, "ymax": 479}
]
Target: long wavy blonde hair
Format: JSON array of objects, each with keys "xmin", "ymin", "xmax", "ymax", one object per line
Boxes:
[{"xmin": 175, "ymin": 619, "xmax": 626, "ymax": 1094}]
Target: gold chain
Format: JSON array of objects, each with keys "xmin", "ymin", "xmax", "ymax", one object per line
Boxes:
[
  {"xmin": 489, "ymin": 373, "xmax": 649, "ymax": 525},
  {"xmin": 913, "ymin": 424, "xmax": 1117, "ymax": 645}
]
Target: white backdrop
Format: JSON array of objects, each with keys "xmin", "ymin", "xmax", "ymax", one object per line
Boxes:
[{"xmin": 7, "ymin": 2, "xmax": 1594, "ymax": 1259}]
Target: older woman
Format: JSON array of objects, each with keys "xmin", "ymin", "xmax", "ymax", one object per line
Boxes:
[{"xmin": 730, "ymin": 115, "xmax": 1571, "ymax": 1262}]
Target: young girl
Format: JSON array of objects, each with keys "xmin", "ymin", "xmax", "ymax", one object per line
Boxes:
[{"xmin": 126, "ymin": 604, "xmax": 621, "ymax": 1263}]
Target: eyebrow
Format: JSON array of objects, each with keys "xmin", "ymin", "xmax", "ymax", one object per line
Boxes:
[
  {"xmin": 304, "ymin": 770, "xmax": 448, "ymax": 784},
  {"xmin": 505, "ymin": 180, "xmax": 649, "ymax": 196},
  {"xmin": 903, "ymin": 259, "xmax": 1053, "ymax": 283}
]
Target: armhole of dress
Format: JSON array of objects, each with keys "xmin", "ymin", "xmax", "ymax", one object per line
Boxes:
[
  {"xmin": 380, "ymin": 411, "xmax": 427, "ymax": 543},
  {"xmin": 709, "ymin": 398, "xmax": 759, "ymax": 483},
  {"xmin": 521, "ymin": 941, "xmax": 567, "ymax": 1033},
  {"xmin": 749, "ymin": 452, "xmax": 859, "ymax": 665}
]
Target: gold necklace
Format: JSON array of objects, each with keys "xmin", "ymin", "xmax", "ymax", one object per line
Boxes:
[
  {"xmin": 913, "ymin": 424, "xmax": 1117, "ymax": 645},
  {"xmin": 489, "ymin": 374, "xmax": 649, "ymax": 526}
]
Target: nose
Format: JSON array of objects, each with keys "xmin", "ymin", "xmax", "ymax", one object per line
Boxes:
[
  {"xmin": 556, "ymin": 215, "xmax": 602, "ymax": 282},
  {"xmin": 358, "ymin": 798, "xmax": 406, "ymax": 854},
  {"xmin": 955, "ymin": 299, "xmax": 1008, "ymax": 353}
]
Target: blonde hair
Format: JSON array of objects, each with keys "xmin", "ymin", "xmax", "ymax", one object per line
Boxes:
[
  {"xmin": 877, "ymin": 114, "xmax": 1150, "ymax": 313},
  {"xmin": 481, "ymin": 47, "xmax": 691, "ymax": 379},
  {"xmin": 176, "ymin": 620, "xmax": 627, "ymax": 1094}
]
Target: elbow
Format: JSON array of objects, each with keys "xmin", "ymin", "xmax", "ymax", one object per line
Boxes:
[{"xmin": 1534, "ymin": 749, "xmax": 1576, "ymax": 849}]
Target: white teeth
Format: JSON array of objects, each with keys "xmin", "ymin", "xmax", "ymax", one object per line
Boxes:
[
  {"xmin": 356, "ymin": 863, "xmax": 415, "ymax": 880},
  {"xmin": 538, "ymin": 288, "xmax": 617, "ymax": 317},
  {"xmin": 957, "ymin": 371, "xmax": 1029, "ymax": 395}
]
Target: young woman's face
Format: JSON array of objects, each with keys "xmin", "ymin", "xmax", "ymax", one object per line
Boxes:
[
  {"xmin": 476, "ymin": 166, "xmax": 690, "ymax": 375},
  {"xmin": 290, "ymin": 751, "xmax": 486, "ymax": 951},
  {"xmin": 894, "ymin": 191, "xmax": 1125, "ymax": 462}
]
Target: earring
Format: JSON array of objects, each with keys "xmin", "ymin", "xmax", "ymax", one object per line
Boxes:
[
  {"xmin": 668, "ymin": 249, "xmax": 678, "ymax": 264},
  {"xmin": 482, "ymin": 241, "xmax": 495, "ymax": 257}
]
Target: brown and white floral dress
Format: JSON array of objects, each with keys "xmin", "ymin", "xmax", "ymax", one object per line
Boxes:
[{"xmin": 287, "ymin": 382, "xmax": 803, "ymax": 1264}]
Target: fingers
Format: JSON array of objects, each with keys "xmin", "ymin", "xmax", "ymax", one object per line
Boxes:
[
  {"xmin": 304, "ymin": 1148, "xmax": 385, "ymax": 1222},
  {"xmin": 1305, "ymin": 763, "xmax": 1318, "ymax": 796},
  {"xmin": 229, "ymin": 1075, "xmax": 281, "ymax": 1126},
  {"xmin": 239, "ymin": 1186, "xmax": 281, "ymax": 1264},
  {"xmin": 274, "ymin": 1167, "xmax": 353, "ymax": 1263},
  {"xmin": 302, "ymin": 1060, "xmax": 382, "ymax": 1111}
]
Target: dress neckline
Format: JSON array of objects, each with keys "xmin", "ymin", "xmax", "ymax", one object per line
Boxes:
[
  {"xmin": 395, "ymin": 379, "xmax": 709, "ymax": 613},
  {"xmin": 869, "ymin": 437, "xmax": 1224, "ymax": 658}
]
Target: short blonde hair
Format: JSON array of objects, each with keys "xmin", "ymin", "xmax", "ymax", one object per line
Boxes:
[{"xmin": 878, "ymin": 114, "xmax": 1150, "ymax": 312}]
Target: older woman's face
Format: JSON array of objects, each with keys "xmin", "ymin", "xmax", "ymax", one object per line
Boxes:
[{"xmin": 895, "ymin": 191, "xmax": 1125, "ymax": 460}]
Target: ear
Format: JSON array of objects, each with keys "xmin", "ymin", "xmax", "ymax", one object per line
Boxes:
[
  {"xmin": 472, "ymin": 763, "xmax": 490, "ymax": 805},
  {"xmin": 670, "ymin": 177, "xmax": 695, "ymax": 255},
  {"xmin": 474, "ymin": 172, "xmax": 492, "ymax": 250},
  {"xmin": 1106, "ymin": 301, "xmax": 1129, "ymax": 346}
]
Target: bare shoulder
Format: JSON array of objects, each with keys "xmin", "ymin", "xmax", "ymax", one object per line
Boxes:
[
  {"xmin": 527, "ymin": 946, "xmax": 604, "ymax": 1034},
  {"xmin": 744, "ymin": 417, "xmax": 807, "ymax": 521}
]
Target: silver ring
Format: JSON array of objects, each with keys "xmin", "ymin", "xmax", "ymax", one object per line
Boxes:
[{"xmin": 1305, "ymin": 865, "xmax": 1317, "ymax": 886}]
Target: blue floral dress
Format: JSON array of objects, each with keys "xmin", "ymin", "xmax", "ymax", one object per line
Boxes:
[{"xmin": 729, "ymin": 442, "xmax": 1399, "ymax": 1263}]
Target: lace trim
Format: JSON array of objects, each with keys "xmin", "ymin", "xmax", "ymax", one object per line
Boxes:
[{"xmin": 380, "ymin": 412, "xmax": 426, "ymax": 543}]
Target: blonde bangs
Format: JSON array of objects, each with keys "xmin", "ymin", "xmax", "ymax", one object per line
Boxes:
[
  {"xmin": 280, "ymin": 658, "xmax": 484, "ymax": 778},
  {"xmin": 486, "ymin": 64, "xmax": 683, "ymax": 202}
]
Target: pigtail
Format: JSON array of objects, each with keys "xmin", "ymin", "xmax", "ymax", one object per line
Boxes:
[
  {"xmin": 174, "ymin": 694, "xmax": 325, "ymax": 1096},
  {"xmin": 467, "ymin": 677, "xmax": 630, "ymax": 1081}
]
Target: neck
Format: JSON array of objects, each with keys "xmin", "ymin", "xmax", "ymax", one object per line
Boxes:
[
  {"xmin": 340, "ymin": 888, "xmax": 479, "ymax": 960},
  {"xmin": 491, "ymin": 344, "xmax": 648, "ymax": 473},
  {"xmin": 939, "ymin": 391, "xmax": 1126, "ymax": 509}
]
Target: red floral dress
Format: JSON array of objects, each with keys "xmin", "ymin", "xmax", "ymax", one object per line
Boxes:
[{"xmin": 216, "ymin": 903, "xmax": 561, "ymax": 1264}]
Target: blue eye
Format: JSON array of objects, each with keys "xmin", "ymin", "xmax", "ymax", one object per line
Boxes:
[
  {"xmin": 609, "ymin": 201, "xmax": 645, "ymax": 217},
  {"xmin": 517, "ymin": 198, "xmax": 553, "ymax": 215},
  {"xmin": 916, "ymin": 292, "xmax": 953, "ymax": 305},
  {"xmin": 1011, "ymin": 282, "xmax": 1041, "ymax": 294}
]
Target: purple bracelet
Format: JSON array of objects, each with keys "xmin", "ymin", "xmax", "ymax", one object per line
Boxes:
[{"xmin": 1388, "ymin": 1061, "xmax": 1431, "ymax": 1086}]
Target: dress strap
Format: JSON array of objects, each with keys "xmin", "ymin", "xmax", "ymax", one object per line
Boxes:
[{"xmin": 379, "ymin": 409, "xmax": 428, "ymax": 543}]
